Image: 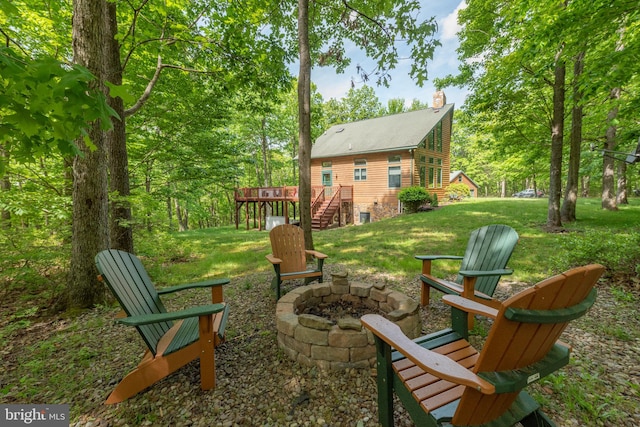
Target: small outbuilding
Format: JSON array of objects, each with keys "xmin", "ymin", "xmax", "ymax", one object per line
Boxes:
[{"xmin": 449, "ymin": 170, "xmax": 479, "ymax": 198}]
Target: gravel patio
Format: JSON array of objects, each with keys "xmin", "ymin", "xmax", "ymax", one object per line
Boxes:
[{"xmin": 2, "ymin": 264, "xmax": 639, "ymax": 426}]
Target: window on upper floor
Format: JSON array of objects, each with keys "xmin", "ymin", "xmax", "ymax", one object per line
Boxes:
[{"xmin": 354, "ymin": 159, "xmax": 367, "ymax": 181}]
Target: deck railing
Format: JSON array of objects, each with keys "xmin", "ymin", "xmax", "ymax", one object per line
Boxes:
[
  {"xmin": 234, "ymin": 186, "xmax": 299, "ymax": 201},
  {"xmin": 235, "ymin": 185, "xmax": 352, "ymax": 203}
]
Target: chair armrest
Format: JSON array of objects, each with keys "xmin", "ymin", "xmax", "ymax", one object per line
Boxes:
[
  {"xmin": 266, "ymin": 254, "xmax": 282, "ymax": 265},
  {"xmin": 118, "ymin": 303, "xmax": 227, "ymax": 326},
  {"xmin": 458, "ymin": 268, "xmax": 513, "ymax": 278},
  {"xmin": 414, "ymin": 255, "xmax": 463, "ymax": 261},
  {"xmin": 361, "ymin": 314, "xmax": 495, "ymax": 394},
  {"xmin": 305, "ymin": 250, "xmax": 328, "ymax": 259},
  {"xmin": 442, "ymin": 295, "xmax": 500, "ymax": 319},
  {"xmin": 157, "ymin": 278, "xmax": 230, "ymax": 295}
]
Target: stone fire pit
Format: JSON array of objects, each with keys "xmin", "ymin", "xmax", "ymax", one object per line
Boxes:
[{"xmin": 275, "ymin": 273, "xmax": 422, "ymax": 370}]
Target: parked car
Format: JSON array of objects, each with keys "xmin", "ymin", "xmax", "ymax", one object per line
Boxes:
[{"xmin": 513, "ymin": 189, "xmax": 544, "ymax": 198}]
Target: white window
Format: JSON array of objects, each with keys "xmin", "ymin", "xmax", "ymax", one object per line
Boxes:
[
  {"xmin": 388, "ymin": 166, "xmax": 401, "ymax": 188},
  {"xmin": 354, "ymin": 159, "xmax": 367, "ymax": 181}
]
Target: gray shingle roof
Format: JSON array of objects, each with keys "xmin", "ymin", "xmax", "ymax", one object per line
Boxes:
[
  {"xmin": 311, "ymin": 104, "xmax": 454, "ymax": 159},
  {"xmin": 450, "ymin": 170, "xmax": 479, "ymax": 187}
]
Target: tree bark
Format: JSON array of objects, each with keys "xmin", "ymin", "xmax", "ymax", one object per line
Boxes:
[
  {"xmin": 581, "ymin": 175, "xmax": 590, "ymax": 197},
  {"xmin": 297, "ymin": 0, "xmax": 313, "ymax": 250},
  {"xmin": 105, "ymin": 1, "xmax": 133, "ymax": 253},
  {"xmin": 261, "ymin": 117, "xmax": 271, "ymax": 187},
  {"xmin": 616, "ymin": 160, "xmax": 628, "ymax": 205},
  {"xmin": 68, "ymin": 0, "xmax": 110, "ymax": 309},
  {"xmin": 547, "ymin": 59, "xmax": 565, "ymax": 228},
  {"xmin": 104, "ymin": 2, "xmax": 133, "ymax": 252},
  {"xmin": 602, "ymin": 87, "xmax": 620, "ymax": 211},
  {"xmin": 561, "ymin": 52, "xmax": 584, "ymax": 223},
  {"xmin": 1, "ymin": 146, "xmax": 10, "ymax": 228},
  {"xmin": 175, "ymin": 198, "xmax": 188, "ymax": 231}
]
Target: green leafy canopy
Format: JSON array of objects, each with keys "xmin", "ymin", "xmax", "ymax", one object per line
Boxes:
[{"xmin": 0, "ymin": 47, "xmax": 117, "ymax": 173}]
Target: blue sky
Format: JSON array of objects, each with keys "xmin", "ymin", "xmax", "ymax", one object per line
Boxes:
[{"xmin": 309, "ymin": 0, "xmax": 468, "ymax": 109}]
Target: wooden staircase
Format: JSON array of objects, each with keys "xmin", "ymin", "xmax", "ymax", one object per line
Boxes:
[{"xmin": 311, "ymin": 199, "xmax": 339, "ymax": 230}]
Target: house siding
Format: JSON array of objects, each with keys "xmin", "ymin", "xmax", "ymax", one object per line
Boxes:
[{"xmin": 311, "ymin": 151, "xmax": 414, "ymax": 221}]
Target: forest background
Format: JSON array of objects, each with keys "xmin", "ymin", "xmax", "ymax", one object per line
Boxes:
[{"xmin": 1, "ymin": 0, "xmax": 639, "ymax": 311}]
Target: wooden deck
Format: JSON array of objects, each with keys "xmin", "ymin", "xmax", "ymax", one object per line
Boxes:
[{"xmin": 234, "ymin": 186, "xmax": 353, "ymax": 230}]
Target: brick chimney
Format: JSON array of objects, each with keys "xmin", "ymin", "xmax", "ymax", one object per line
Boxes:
[{"xmin": 433, "ymin": 90, "xmax": 446, "ymax": 108}]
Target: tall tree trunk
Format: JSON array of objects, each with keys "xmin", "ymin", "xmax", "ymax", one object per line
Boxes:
[
  {"xmin": 105, "ymin": 1, "xmax": 133, "ymax": 253},
  {"xmin": 260, "ymin": 116, "xmax": 272, "ymax": 217},
  {"xmin": 261, "ymin": 117, "xmax": 270, "ymax": 187},
  {"xmin": 561, "ymin": 52, "xmax": 584, "ymax": 223},
  {"xmin": 297, "ymin": 0, "xmax": 313, "ymax": 250},
  {"xmin": 1, "ymin": 146, "xmax": 10, "ymax": 229},
  {"xmin": 291, "ymin": 136, "xmax": 298, "ymax": 183},
  {"xmin": 602, "ymin": 87, "xmax": 620, "ymax": 211},
  {"xmin": 144, "ymin": 161, "xmax": 153, "ymax": 231},
  {"xmin": 175, "ymin": 198, "xmax": 188, "ymax": 231},
  {"xmin": 166, "ymin": 193, "xmax": 173, "ymax": 230},
  {"xmin": 581, "ymin": 175, "xmax": 590, "ymax": 197},
  {"xmin": 617, "ymin": 160, "xmax": 628, "ymax": 204},
  {"xmin": 68, "ymin": 0, "xmax": 110, "ymax": 309},
  {"xmin": 547, "ymin": 59, "xmax": 565, "ymax": 228}
]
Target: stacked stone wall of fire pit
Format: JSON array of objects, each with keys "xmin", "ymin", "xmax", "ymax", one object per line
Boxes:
[{"xmin": 275, "ymin": 273, "xmax": 422, "ymax": 370}]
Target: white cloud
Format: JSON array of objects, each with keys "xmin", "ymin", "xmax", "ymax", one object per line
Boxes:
[
  {"xmin": 305, "ymin": 1, "xmax": 469, "ymax": 108},
  {"xmin": 440, "ymin": 1, "xmax": 466, "ymax": 41}
]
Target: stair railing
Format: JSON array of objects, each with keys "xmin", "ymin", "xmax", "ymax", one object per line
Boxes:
[{"xmin": 311, "ymin": 187, "xmax": 325, "ymax": 218}]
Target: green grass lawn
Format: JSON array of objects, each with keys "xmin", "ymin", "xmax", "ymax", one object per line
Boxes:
[{"xmin": 136, "ymin": 197, "xmax": 640, "ymax": 288}]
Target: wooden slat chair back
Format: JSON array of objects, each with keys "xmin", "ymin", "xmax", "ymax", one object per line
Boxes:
[
  {"xmin": 96, "ymin": 250, "xmax": 172, "ymax": 353},
  {"xmin": 266, "ymin": 224, "xmax": 328, "ymax": 299},
  {"xmin": 362, "ymin": 264, "xmax": 604, "ymax": 427},
  {"xmin": 270, "ymin": 223, "xmax": 308, "ymax": 274},
  {"xmin": 96, "ymin": 249, "xmax": 230, "ymax": 404},
  {"xmin": 416, "ymin": 224, "xmax": 519, "ymax": 307},
  {"xmin": 456, "ymin": 224, "xmax": 519, "ymax": 296}
]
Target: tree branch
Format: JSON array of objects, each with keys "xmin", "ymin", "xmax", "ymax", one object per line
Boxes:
[
  {"xmin": 341, "ymin": 0, "xmax": 391, "ymax": 39},
  {"xmin": 124, "ymin": 54, "xmax": 163, "ymax": 117},
  {"xmin": 124, "ymin": 55, "xmax": 220, "ymax": 117}
]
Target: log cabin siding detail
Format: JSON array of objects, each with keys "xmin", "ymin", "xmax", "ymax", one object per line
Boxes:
[{"xmin": 311, "ymin": 104, "xmax": 454, "ymax": 223}]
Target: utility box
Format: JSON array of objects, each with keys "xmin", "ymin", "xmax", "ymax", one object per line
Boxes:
[{"xmin": 266, "ymin": 216, "xmax": 286, "ymax": 231}]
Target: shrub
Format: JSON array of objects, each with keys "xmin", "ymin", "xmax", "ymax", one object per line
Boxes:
[
  {"xmin": 445, "ymin": 183, "xmax": 471, "ymax": 200},
  {"xmin": 398, "ymin": 186, "xmax": 431, "ymax": 213}
]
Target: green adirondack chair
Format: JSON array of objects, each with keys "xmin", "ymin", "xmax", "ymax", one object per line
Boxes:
[
  {"xmin": 95, "ymin": 249, "xmax": 230, "ymax": 404},
  {"xmin": 415, "ymin": 224, "xmax": 519, "ymax": 307},
  {"xmin": 362, "ymin": 263, "xmax": 604, "ymax": 427}
]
